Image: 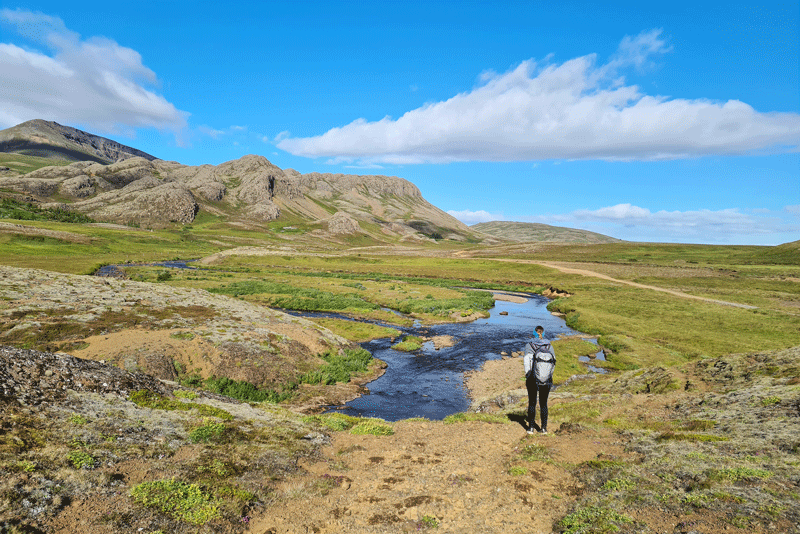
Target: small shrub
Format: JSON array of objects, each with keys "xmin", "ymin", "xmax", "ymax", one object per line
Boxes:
[
  {"xmin": 603, "ymin": 477, "xmax": 634, "ymax": 491},
  {"xmin": 130, "ymin": 479, "xmax": 221, "ymax": 525},
  {"xmin": 299, "ymin": 347, "xmax": 373, "ymax": 385},
  {"xmin": 508, "ymin": 466, "xmax": 528, "ymax": 476},
  {"xmin": 16, "ymin": 460, "xmax": 36, "ymax": 472},
  {"xmin": 67, "ymin": 450, "xmax": 96, "ymax": 469},
  {"xmin": 189, "ymin": 420, "xmax": 226, "ymax": 443},
  {"xmin": 68, "ymin": 413, "xmax": 88, "ymax": 425},
  {"xmin": 760, "ymin": 396, "xmax": 780, "ymax": 407},
  {"xmin": 519, "ymin": 443, "xmax": 549, "ymax": 462},
  {"xmin": 419, "ymin": 515, "xmax": 439, "ymax": 529},
  {"xmin": 174, "ymin": 390, "xmax": 198, "ymax": 400}
]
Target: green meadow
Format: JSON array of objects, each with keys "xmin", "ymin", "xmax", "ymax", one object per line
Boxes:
[{"xmin": 1, "ymin": 214, "xmax": 799, "ymax": 364}]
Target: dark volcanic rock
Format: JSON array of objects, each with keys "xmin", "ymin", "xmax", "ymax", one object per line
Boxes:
[{"xmin": 0, "ymin": 345, "xmax": 172, "ymax": 406}]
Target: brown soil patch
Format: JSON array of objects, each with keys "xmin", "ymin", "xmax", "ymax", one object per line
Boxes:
[
  {"xmin": 465, "ymin": 355, "xmax": 525, "ymax": 403},
  {"xmin": 247, "ymin": 420, "xmax": 625, "ymax": 534},
  {"xmin": 72, "ymin": 328, "xmax": 220, "ymax": 380}
]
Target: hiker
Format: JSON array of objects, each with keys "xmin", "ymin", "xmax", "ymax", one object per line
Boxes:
[{"xmin": 523, "ymin": 325, "xmax": 556, "ymax": 434}]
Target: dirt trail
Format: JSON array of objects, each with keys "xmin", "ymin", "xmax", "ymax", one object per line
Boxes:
[
  {"xmin": 486, "ymin": 258, "xmax": 758, "ymax": 310},
  {"xmin": 248, "ymin": 420, "xmax": 626, "ymax": 534}
]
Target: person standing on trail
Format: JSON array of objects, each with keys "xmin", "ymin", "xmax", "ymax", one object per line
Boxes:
[{"xmin": 523, "ymin": 325, "xmax": 556, "ymax": 434}]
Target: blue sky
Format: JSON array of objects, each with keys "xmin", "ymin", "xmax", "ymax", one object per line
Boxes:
[{"xmin": 1, "ymin": 0, "xmax": 798, "ymax": 245}]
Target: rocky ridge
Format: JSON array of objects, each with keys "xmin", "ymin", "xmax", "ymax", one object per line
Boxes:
[
  {"xmin": 0, "ymin": 120, "xmax": 156, "ymax": 164},
  {"xmin": 1, "ymin": 152, "xmax": 470, "ymax": 238}
]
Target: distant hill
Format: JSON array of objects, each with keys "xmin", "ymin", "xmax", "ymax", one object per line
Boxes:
[
  {"xmin": 0, "ymin": 119, "xmax": 156, "ymax": 164},
  {"xmin": 472, "ymin": 221, "xmax": 621, "ymax": 244},
  {"xmin": 0, "ymin": 120, "xmax": 477, "ymax": 242}
]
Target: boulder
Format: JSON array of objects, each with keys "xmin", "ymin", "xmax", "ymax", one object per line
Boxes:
[
  {"xmin": 328, "ymin": 211, "xmax": 360, "ymax": 234},
  {"xmin": 61, "ymin": 175, "xmax": 96, "ymax": 198}
]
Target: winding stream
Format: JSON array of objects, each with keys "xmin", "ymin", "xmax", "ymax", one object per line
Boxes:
[
  {"xmin": 95, "ymin": 262, "xmax": 603, "ymax": 421},
  {"xmin": 310, "ymin": 294, "xmax": 604, "ymax": 422}
]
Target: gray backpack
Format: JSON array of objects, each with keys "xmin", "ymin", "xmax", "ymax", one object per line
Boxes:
[{"xmin": 524, "ymin": 341, "xmax": 555, "ymax": 384}]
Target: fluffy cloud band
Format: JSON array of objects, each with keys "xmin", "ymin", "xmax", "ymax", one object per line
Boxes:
[
  {"xmin": 277, "ymin": 30, "xmax": 800, "ymax": 164},
  {"xmin": 0, "ymin": 9, "xmax": 187, "ymax": 136}
]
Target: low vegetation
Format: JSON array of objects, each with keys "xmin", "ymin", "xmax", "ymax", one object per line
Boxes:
[{"xmin": 0, "ymin": 204, "xmax": 798, "ymax": 532}]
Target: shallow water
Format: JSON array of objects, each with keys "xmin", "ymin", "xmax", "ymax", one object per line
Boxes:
[{"xmin": 324, "ymin": 294, "xmax": 596, "ymax": 422}]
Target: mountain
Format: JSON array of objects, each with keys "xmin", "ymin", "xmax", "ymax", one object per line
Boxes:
[
  {"xmin": 0, "ymin": 119, "xmax": 156, "ymax": 164},
  {"xmin": 472, "ymin": 221, "xmax": 621, "ymax": 244},
  {"xmin": 0, "ymin": 120, "xmax": 474, "ymax": 242}
]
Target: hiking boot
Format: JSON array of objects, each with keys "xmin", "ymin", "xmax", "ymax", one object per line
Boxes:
[
  {"xmin": 527, "ymin": 427, "xmax": 536, "ymax": 435},
  {"xmin": 540, "ymin": 428, "xmax": 548, "ymax": 435}
]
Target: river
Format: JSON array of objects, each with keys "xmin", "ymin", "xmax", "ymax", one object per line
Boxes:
[{"xmin": 307, "ymin": 293, "xmax": 604, "ymax": 422}]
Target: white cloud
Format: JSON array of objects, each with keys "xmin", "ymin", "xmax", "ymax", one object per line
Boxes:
[
  {"xmin": 277, "ymin": 29, "xmax": 800, "ymax": 165},
  {"xmin": 521, "ymin": 203, "xmax": 798, "ymax": 244},
  {"xmin": 0, "ymin": 8, "xmax": 187, "ymax": 138},
  {"xmin": 447, "ymin": 209, "xmax": 503, "ymax": 225},
  {"xmin": 786, "ymin": 205, "xmax": 800, "ymax": 217},
  {"xmin": 198, "ymin": 125, "xmax": 226, "ymax": 139}
]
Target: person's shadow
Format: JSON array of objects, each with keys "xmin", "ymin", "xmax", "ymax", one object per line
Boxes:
[{"xmin": 507, "ymin": 413, "xmax": 533, "ymax": 431}]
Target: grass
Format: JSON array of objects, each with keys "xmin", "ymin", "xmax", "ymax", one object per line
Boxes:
[
  {"xmin": 130, "ymin": 479, "xmax": 221, "ymax": 525},
  {"xmin": 302, "ymin": 413, "xmax": 394, "ymax": 435},
  {"xmin": 442, "ymin": 412, "xmax": 509, "ymax": 424},
  {"xmin": 559, "ymin": 505, "xmax": 633, "ymax": 534},
  {"xmin": 392, "ymin": 335, "xmax": 423, "ymax": 352},
  {"xmin": 0, "ymin": 197, "xmax": 95, "ymax": 223},
  {"xmin": 312, "ymin": 317, "xmax": 400, "ymax": 342},
  {"xmin": 0, "ymin": 152, "xmax": 73, "ymax": 174},
  {"xmin": 299, "ymin": 347, "xmax": 374, "ymax": 385}
]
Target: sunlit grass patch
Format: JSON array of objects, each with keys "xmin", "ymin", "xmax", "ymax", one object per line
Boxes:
[
  {"xmin": 130, "ymin": 479, "xmax": 221, "ymax": 525},
  {"xmin": 707, "ymin": 467, "xmax": 773, "ymax": 482},
  {"xmin": 392, "ymin": 335, "xmax": 422, "ymax": 352},
  {"xmin": 312, "ymin": 317, "xmax": 400, "ymax": 342},
  {"xmin": 656, "ymin": 431, "xmax": 727, "ymax": 443},
  {"xmin": 350, "ymin": 420, "xmax": 394, "ymax": 436},
  {"xmin": 299, "ymin": 347, "xmax": 373, "ymax": 385},
  {"xmin": 442, "ymin": 412, "xmax": 509, "ymax": 424},
  {"xmin": 559, "ymin": 505, "xmax": 633, "ymax": 534},
  {"xmin": 128, "ymin": 389, "xmax": 233, "ymax": 420},
  {"xmin": 303, "ymin": 413, "xmax": 360, "ymax": 431}
]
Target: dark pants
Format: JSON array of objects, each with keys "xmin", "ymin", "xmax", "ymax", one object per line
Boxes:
[{"xmin": 526, "ymin": 374, "xmax": 550, "ymax": 431}]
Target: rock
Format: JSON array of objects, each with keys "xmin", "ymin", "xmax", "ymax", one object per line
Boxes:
[
  {"xmin": 0, "ymin": 346, "xmax": 172, "ymax": 406},
  {"xmin": 328, "ymin": 212, "xmax": 360, "ymax": 234},
  {"xmin": 133, "ymin": 182, "xmax": 198, "ymax": 224},
  {"xmin": 61, "ymin": 175, "xmax": 96, "ymax": 198},
  {"xmin": 499, "ymin": 311, "xmax": 508, "ymax": 316}
]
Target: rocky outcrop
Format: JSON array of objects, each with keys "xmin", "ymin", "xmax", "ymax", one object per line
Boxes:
[
  {"xmin": 2, "ymin": 132, "xmax": 474, "ymax": 237},
  {"xmin": 0, "ymin": 346, "xmax": 172, "ymax": 406},
  {"xmin": 0, "ymin": 119, "xmax": 157, "ymax": 164},
  {"xmin": 328, "ymin": 211, "xmax": 360, "ymax": 234}
]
